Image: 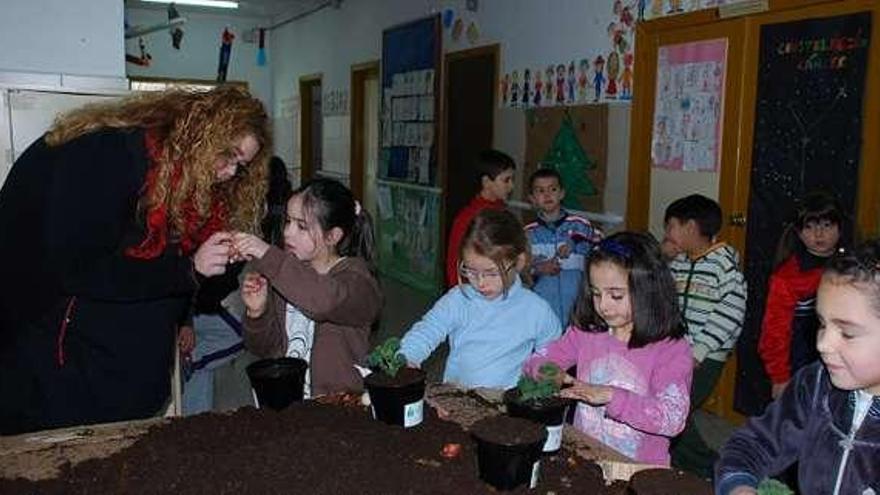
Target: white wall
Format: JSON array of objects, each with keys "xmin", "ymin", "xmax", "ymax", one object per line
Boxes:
[
  {"xmin": 270, "ymin": 0, "xmax": 628, "ymax": 184},
  {"xmin": 0, "ymin": 0, "xmax": 124, "ymax": 78},
  {"xmin": 125, "ymin": 8, "xmax": 272, "ymax": 109}
]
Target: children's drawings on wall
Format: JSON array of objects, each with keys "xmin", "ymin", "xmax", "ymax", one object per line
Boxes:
[
  {"xmin": 500, "ymin": 0, "xmax": 635, "ymax": 107},
  {"xmin": 644, "ymin": 0, "xmax": 729, "ymax": 21},
  {"xmin": 651, "ymin": 38, "xmax": 727, "ymax": 172},
  {"xmin": 380, "ymin": 68, "xmax": 436, "ymax": 184}
]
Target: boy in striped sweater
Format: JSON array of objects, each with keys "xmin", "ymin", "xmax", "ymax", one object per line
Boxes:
[{"xmin": 662, "ymin": 194, "xmax": 747, "ymax": 479}]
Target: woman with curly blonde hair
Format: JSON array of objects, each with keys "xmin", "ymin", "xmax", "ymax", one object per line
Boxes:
[{"xmin": 0, "ymin": 85, "xmax": 271, "ymax": 434}]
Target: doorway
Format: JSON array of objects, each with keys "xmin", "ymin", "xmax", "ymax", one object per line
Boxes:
[
  {"xmin": 299, "ymin": 75, "xmax": 323, "ymax": 183},
  {"xmin": 443, "ymin": 45, "xmax": 499, "ymax": 254},
  {"xmin": 350, "ymin": 61, "xmax": 380, "ymax": 221}
]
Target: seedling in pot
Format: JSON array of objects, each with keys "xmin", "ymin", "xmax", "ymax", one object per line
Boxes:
[
  {"xmin": 367, "ymin": 337, "xmax": 407, "ymax": 377},
  {"xmin": 757, "ymin": 479, "xmax": 794, "ymax": 495},
  {"xmin": 515, "ymin": 363, "xmax": 564, "ymax": 403}
]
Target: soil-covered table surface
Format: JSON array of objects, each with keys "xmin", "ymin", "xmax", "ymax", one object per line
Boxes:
[{"xmin": 0, "ymin": 399, "xmax": 618, "ymax": 494}]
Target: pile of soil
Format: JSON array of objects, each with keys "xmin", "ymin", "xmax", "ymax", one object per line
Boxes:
[
  {"xmin": 628, "ymin": 467, "xmax": 714, "ymax": 495},
  {"xmin": 0, "ymin": 399, "xmax": 712, "ymax": 494}
]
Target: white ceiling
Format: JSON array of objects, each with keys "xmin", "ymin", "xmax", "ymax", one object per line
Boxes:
[{"xmin": 127, "ymin": 0, "xmax": 335, "ymax": 22}]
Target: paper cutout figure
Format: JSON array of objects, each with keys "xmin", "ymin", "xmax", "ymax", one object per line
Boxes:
[
  {"xmin": 592, "ymin": 56, "xmax": 606, "ymax": 102},
  {"xmin": 510, "ymin": 70, "xmax": 520, "ymax": 107},
  {"xmin": 621, "ymin": 53, "xmax": 634, "ymax": 99},
  {"xmin": 606, "ymin": 52, "xmax": 620, "ymax": 99},
  {"xmin": 545, "ymin": 66, "xmax": 556, "ymax": 104},
  {"xmin": 501, "ymin": 73, "xmax": 510, "ymax": 105},
  {"xmin": 555, "ymin": 64, "xmax": 566, "ymax": 104},
  {"xmin": 577, "ymin": 59, "xmax": 589, "ymax": 102},
  {"xmin": 442, "ymin": 8, "xmax": 455, "ymax": 28},
  {"xmin": 533, "ymin": 68, "xmax": 543, "ymax": 107},
  {"xmin": 567, "ymin": 61, "xmax": 576, "ymax": 103},
  {"xmin": 522, "ymin": 69, "xmax": 531, "ymax": 107}
]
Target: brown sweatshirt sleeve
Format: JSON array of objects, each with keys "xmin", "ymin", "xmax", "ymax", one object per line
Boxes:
[
  {"xmin": 242, "ymin": 290, "xmax": 286, "ymax": 358},
  {"xmin": 251, "ymin": 247, "xmax": 382, "ymax": 328}
]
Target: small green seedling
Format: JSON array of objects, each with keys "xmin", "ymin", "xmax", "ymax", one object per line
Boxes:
[
  {"xmin": 516, "ymin": 363, "xmax": 563, "ymax": 403},
  {"xmin": 757, "ymin": 478, "xmax": 794, "ymax": 495},
  {"xmin": 367, "ymin": 337, "xmax": 407, "ymax": 378}
]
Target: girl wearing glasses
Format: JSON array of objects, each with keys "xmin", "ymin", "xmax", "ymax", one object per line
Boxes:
[
  {"xmin": 400, "ymin": 209, "xmax": 561, "ymax": 389},
  {"xmin": 524, "ymin": 232, "xmax": 692, "ymax": 465}
]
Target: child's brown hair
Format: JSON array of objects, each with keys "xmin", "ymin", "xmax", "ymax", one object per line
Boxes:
[{"xmin": 458, "ymin": 209, "xmax": 531, "ymax": 294}]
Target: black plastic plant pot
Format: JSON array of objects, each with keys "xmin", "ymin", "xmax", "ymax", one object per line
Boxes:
[
  {"xmin": 246, "ymin": 357, "xmax": 308, "ymax": 411},
  {"xmin": 363, "ymin": 367, "xmax": 426, "ymax": 428},
  {"xmin": 471, "ymin": 416, "xmax": 547, "ymax": 491},
  {"xmin": 503, "ymin": 388, "xmax": 571, "ymax": 454}
]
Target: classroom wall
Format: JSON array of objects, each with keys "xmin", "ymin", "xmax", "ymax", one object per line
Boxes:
[
  {"xmin": 0, "ymin": 0, "xmax": 124, "ymax": 79},
  {"xmin": 270, "ymin": 0, "xmax": 631, "ymax": 205},
  {"xmin": 125, "ymin": 8, "xmax": 272, "ymax": 109}
]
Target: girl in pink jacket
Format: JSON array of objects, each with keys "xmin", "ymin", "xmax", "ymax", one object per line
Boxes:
[{"xmin": 524, "ymin": 232, "xmax": 693, "ymax": 465}]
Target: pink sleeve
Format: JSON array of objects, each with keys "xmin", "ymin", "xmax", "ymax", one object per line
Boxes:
[
  {"xmin": 604, "ymin": 339, "xmax": 693, "ymax": 437},
  {"xmin": 523, "ymin": 325, "xmax": 582, "ymax": 378}
]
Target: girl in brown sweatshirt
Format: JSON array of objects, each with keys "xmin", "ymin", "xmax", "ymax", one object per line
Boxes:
[{"xmin": 232, "ymin": 178, "xmax": 381, "ymax": 397}]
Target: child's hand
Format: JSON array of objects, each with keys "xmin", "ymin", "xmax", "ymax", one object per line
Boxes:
[
  {"xmin": 232, "ymin": 232, "xmax": 271, "ymax": 261},
  {"xmin": 560, "ymin": 379, "xmax": 614, "ymax": 406},
  {"xmin": 771, "ymin": 381, "xmax": 789, "ymax": 399},
  {"xmin": 729, "ymin": 487, "xmax": 757, "ymax": 495},
  {"xmin": 241, "ymin": 271, "xmax": 269, "ymax": 318},
  {"xmin": 193, "ymin": 231, "xmax": 233, "ymax": 276},
  {"xmin": 535, "ymin": 258, "xmax": 561, "ymax": 276},
  {"xmin": 557, "ymin": 243, "xmax": 572, "ymax": 259},
  {"xmin": 661, "ymin": 238, "xmax": 682, "ymax": 259}
]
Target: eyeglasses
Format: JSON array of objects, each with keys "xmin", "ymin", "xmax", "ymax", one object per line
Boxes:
[{"xmin": 458, "ymin": 262, "xmax": 514, "ymax": 283}]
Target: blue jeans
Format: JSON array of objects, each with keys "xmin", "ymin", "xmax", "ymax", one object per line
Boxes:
[{"xmin": 182, "ymin": 313, "xmax": 244, "ymax": 415}]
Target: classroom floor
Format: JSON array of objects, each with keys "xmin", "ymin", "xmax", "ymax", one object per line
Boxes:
[{"xmin": 213, "ymin": 273, "xmax": 737, "ymax": 451}]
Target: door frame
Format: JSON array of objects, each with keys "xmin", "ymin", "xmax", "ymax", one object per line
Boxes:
[
  {"xmin": 349, "ymin": 61, "xmax": 380, "ymax": 202},
  {"xmin": 299, "ymin": 73, "xmax": 322, "ymax": 183}
]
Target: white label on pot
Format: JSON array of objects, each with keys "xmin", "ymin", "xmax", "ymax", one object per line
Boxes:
[
  {"xmin": 403, "ymin": 399, "xmax": 424, "ymax": 428},
  {"xmin": 370, "ymin": 404, "xmax": 376, "ymax": 420},
  {"xmin": 544, "ymin": 424, "xmax": 563, "ymax": 452},
  {"xmin": 529, "ymin": 460, "xmax": 540, "ymax": 489}
]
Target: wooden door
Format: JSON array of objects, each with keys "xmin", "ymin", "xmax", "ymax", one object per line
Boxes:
[
  {"xmin": 732, "ymin": 0, "xmax": 880, "ymax": 415},
  {"xmin": 442, "ymin": 45, "xmax": 499, "ymax": 256},
  {"xmin": 628, "ymin": 11, "xmax": 748, "ymax": 423},
  {"xmin": 299, "ymin": 75, "xmax": 322, "ymax": 183},
  {"xmin": 350, "ymin": 61, "xmax": 380, "ymax": 209}
]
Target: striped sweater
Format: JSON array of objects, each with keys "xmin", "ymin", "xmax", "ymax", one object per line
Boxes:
[{"xmin": 669, "ymin": 243, "xmax": 747, "ymax": 363}]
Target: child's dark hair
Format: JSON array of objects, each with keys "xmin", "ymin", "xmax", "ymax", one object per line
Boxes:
[
  {"xmin": 571, "ymin": 231, "xmax": 685, "ymax": 348},
  {"xmin": 774, "ymin": 190, "xmax": 847, "ymax": 267},
  {"xmin": 475, "ymin": 149, "xmax": 516, "ymax": 182},
  {"xmin": 528, "ymin": 168, "xmax": 562, "ymax": 192},
  {"xmin": 294, "ymin": 178, "xmax": 375, "ymax": 271},
  {"xmin": 663, "ymin": 194, "xmax": 722, "ymax": 240},
  {"xmin": 824, "ymin": 238, "xmax": 880, "ymax": 317},
  {"xmin": 458, "ymin": 209, "xmax": 530, "ymax": 294}
]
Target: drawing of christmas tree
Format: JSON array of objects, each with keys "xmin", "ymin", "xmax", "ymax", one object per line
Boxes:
[{"xmin": 540, "ymin": 113, "xmax": 597, "ymax": 210}]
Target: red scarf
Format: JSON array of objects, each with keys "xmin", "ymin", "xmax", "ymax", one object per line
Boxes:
[{"xmin": 125, "ymin": 129, "xmax": 228, "ymax": 259}]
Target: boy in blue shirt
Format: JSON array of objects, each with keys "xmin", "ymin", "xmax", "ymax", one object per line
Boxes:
[{"xmin": 525, "ymin": 168, "xmax": 602, "ymax": 325}]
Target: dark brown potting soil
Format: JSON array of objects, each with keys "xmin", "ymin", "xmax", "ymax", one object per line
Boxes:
[
  {"xmin": 364, "ymin": 367, "xmax": 425, "ymax": 387},
  {"xmin": 0, "ymin": 400, "xmax": 615, "ymax": 494},
  {"xmin": 627, "ymin": 467, "xmax": 713, "ymax": 495},
  {"xmin": 471, "ymin": 415, "xmax": 546, "ymax": 446}
]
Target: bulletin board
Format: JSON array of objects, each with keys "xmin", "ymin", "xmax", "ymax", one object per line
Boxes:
[
  {"xmin": 377, "ymin": 15, "xmax": 442, "ymax": 293},
  {"xmin": 524, "ymin": 105, "xmax": 608, "ymax": 214}
]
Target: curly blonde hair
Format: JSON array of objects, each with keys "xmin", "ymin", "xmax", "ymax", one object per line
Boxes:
[{"xmin": 45, "ymin": 85, "xmax": 271, "ymax": 236}]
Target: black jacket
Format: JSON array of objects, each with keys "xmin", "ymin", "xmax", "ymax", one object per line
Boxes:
[{"xmin": 0, "ymin": 129, "xmax": 198, "ymax": 434}]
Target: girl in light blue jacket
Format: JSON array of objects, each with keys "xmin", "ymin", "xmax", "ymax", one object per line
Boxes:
[{"xmin": 400, "ymin": 209, "xmax": 561, "ymax": 389}]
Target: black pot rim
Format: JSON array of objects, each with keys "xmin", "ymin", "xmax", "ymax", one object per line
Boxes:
[{"xmin": 363, "ymin": 368, "xmax": 427, "ymax": 389}]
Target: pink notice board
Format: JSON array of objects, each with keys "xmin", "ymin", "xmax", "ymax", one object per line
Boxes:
[{"xmin": 651, "ymin": 38, "xmax": 728, "ymax": 172}]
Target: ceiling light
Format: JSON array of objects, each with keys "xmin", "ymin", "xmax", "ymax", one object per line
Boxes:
[{"xmin": 141, "ymin": 0, "xmax": 239, "ymax": 9}]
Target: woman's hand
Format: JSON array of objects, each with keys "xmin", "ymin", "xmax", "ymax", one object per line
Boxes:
[
  {"xmin": 232, "ymin": 232, "xmax": 271, "ymax": 261},
  {"xmin": 193, "ymin": 231, "xmax": 233, "ymax": 276},
  {"xmin": 559, "ymin": 379, "xmax": 614, "ymax": 406},
  {"xmin": 178, "ymin": 325, "xmax": 195, "ymax": 355},
  {"xmin": 241, "ymin": 271, "xmax": 269, "ymax": 318}
]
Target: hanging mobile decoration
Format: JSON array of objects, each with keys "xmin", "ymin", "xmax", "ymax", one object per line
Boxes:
[
  {"xmin": 217, "ymin": 27, "xmax": 235, "ymax": 82},
  {"xmin": 256, "ymin": 28, "xmax": 266, "ymax": 66}
]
